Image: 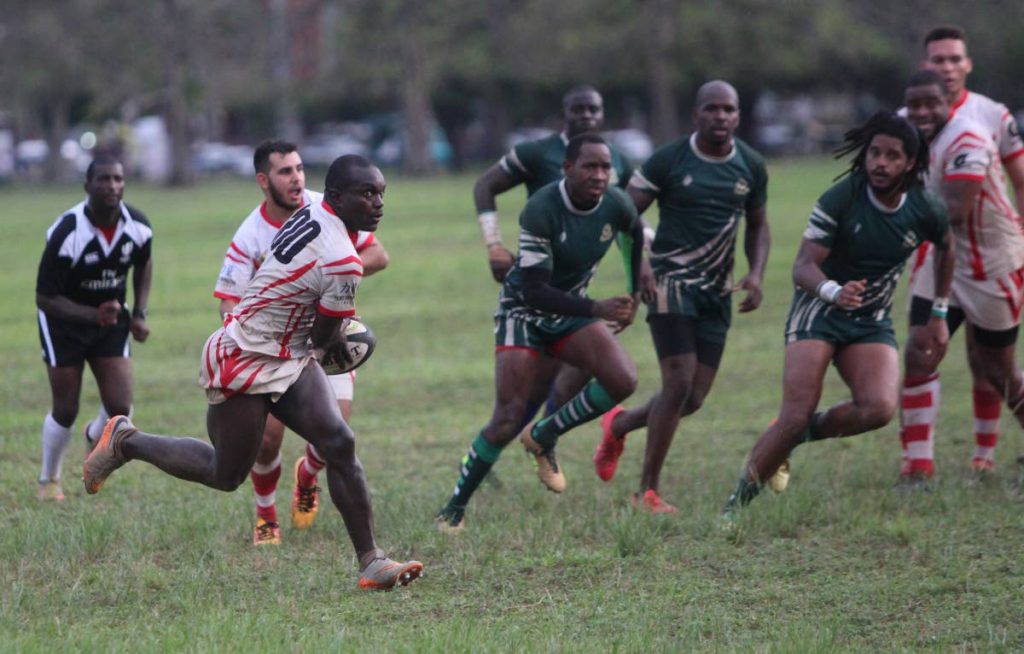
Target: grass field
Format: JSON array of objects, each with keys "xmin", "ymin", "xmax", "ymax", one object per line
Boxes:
[{"xmin": 2, "ymin": 160, "xmax": 1023, "ymax": 652}]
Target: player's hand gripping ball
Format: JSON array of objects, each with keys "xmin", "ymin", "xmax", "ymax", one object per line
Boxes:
[{"xmin": 320, "ymin": 319, "xmax": 376, "ymax": 375}]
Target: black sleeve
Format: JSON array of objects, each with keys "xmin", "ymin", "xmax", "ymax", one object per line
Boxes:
[
  {"xmin": 35, "ymin": 214, "xmax": 75, "ymax": 297},
  {"xmin": 520, "ymin": 266, "xmax": 596, "ymax": 317}
]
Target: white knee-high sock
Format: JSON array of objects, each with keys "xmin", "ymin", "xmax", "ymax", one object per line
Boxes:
[
  {"xmin": 85, "ymin": 406, "xmax": 111, "ymax": 443},
  {"xmin": 40, "ymin": 413, "xmax": 71, "ymax": 482}
]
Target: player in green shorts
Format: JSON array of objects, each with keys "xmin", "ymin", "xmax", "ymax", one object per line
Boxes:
[
  {"xmin": 435, "ymin": 133, "xmax": 645, "ymax": 531},
  {"xmin": 721, "ymin": 111, "xmax": 954, "ymax": 521},
  {"xmin": 472, "ymin": 85, "xmax": 645, "ymax": 478},
  {"xmin": 594, "ymin": 81, "xmax": 770, "ymax": 513}
]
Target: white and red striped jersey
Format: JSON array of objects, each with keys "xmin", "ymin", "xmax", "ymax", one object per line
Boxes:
[
  {"xmin": 927, "ymin": 113, "xmax": 1024, "ymax": 280},
  {"xmin": 950, "ymin": 91, "xmax": 1024, "ymax": 165},
  {"xmin": 223, "ymin": 200, "xmax": 366, "ymax": 360},
  {"xmin": 214, "ymin": 190, "xmax": 376, "ymax": 302}
]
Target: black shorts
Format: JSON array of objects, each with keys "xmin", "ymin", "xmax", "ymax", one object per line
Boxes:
[
  {"xmin": 648, "ymin": 313, "xmax": 726, "ymax": 368},
  {"xmin": 38, "ymin": 311, "xmax": 131, "ymax": 367}
]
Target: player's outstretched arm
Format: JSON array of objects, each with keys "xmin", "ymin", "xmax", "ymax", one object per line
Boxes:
[
  {"xmin": 130, "ymin": 258, "xmax": 153, "ymax": 342},
  {"xmin": 474, "ymin": 164, "xmax": 518, "ymax": 283},
  {"xmin": 737, "ymin": 205, "xmax": 770, "ymax": 313}
]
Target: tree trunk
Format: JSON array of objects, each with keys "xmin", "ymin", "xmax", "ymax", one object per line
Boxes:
[
  {"xmin": 399, "ymin": 33, "xmax": 437, "ymax": 176},
  {"xmin": 645, "ymin": 0, "xmax": 680, "ymax": 146},
  {"xmin": 161, "ymin": 0, "xmax": 194, "ymax": 186}
]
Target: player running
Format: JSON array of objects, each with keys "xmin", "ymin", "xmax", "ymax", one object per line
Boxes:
[
  {"xmin": 722, "ymin": 111, "xmax": 953, "ymax": 519},
  {"xmin": 900, "ymin": 70, "xmax": 1024, "ymax": 482},
  {"xmin": 435, "ymin": 133, "xmax": 645, "ymax": 531},
  {"xmin": 214, "ymin": 140, "xmax": 388, "ymax": 545},
  {"xmin": 473, "ymin": 86, "xmax": 647, "ymax": 456},
  {"xmin": 593, "ymin": 81, "xmax": 770, "ymax": 513},
  {"xmin": 35, "ymin": 155, "xmax": 152, "ymax": 501},
  {"xmin": 83, "ymin": 155, "xmax": 422, "ymax": 590},
  {"xmin": 899, "ymin": 26, "xmax": 1024, "ymax": 477}
]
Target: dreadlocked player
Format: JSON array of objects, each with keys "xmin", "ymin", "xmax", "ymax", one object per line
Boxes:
[{"xmin": 722, "ymin": 112, "xmax": 954, "ymax": 519}]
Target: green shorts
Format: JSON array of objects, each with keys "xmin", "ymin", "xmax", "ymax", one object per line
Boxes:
[
  {"xmin": 784, "ymin": 291, "xmax": 897, "ymax": 348},
  {"xmin": 647, "ymin": 276, "xmax": 731, "ymax": 345},
  {"xmin": 494, "ymin": 308, "xmax": 599, "ymax": 354}
]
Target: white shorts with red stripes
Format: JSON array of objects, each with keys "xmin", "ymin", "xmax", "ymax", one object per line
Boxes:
[
  {"xmin": 908, "ymin": 243, "xmax": 1024, "ymax": 332},
  {"xmin": 198, "ymin": 327, "xmax": 314, "ymax": 405}
]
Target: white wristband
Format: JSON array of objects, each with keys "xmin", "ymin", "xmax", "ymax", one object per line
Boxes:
[
  {"xmin": 477, "ymin": 211, "xmax": 502, "ymax": 247},
  {"xmin": 816, "ymin": 280, "xmax": 842, "ymax": 304},
  {"xmin": 642, "ymin": 226, "xmax": 656, "ymax": 251}
]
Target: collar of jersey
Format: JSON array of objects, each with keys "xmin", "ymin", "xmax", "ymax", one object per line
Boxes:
[
  {"xmin": 866, "ymin": 185, "xmax": 907, "ymax": 214},
  {"xmin": 83, "ymin": 200, "xmax": 130, "ymax": 256},
  {"xmin": 951, "ymin": 90, "xmax": 970, "ymax": 116},
  {"xmin": 689, "ymin": 133, "xmax": 736, "ymax": 163},
  {"xmin": 259, "ymin": 201, "xmax": 285, "ymax": 228},
  {"xmin": 559, "ymin": 178, "xmax": 603, "ymax": 215}
]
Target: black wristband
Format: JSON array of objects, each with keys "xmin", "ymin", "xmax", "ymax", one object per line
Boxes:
[{"xmin": 132, "ymin": 307, "xmax": 148, "ymax": 320}]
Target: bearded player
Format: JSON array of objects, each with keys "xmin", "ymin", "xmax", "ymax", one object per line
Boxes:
[
  {"xmin": 214, "ymin": 140, "xmax": 389, "ymax": 545},
  {"xmin": 723, "ymin": 112, "xmax": 953, "ymax": 519}
]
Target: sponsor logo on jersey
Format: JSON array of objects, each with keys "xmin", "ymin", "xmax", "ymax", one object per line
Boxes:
[
  {"xmin": 84, "ymin": 252, "xmax": 100, "ymax": 265},
  {"xmin": 682, "ymin": 175, "xmax": 693, "ymax": 187},
  {"xmin": 902, "ymin": 231, "xmax": 920, "ymax": 249},
  {"xmin": 953, "ymin": 153, "xmax": 968, "ymax": 168},
  {"xmin": 734, "ymin": 179, "xmax": 750, "ymax": 196},
  {"xmin": 600, "ymin": 224, "xmax": 613, "ymax": 242},
  {"xmin": 82, "ymin": 269, "xmax": 126, "ymax": 291}
]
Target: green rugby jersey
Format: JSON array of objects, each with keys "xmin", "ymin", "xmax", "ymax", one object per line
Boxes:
[
  {"xmin": 632, "ymin": 134, "xmax": 768, "ymax": 294},
  {"xmin": 796, "ymin": 172, "xmax": 948, "ymax": 321},
  {"xmin": 500, "ymin": 133, "xmax": 634, "ymax": 197},
  {"xmin": 500, "ymin": 181, "xmax": 638, "ymax": 312}
]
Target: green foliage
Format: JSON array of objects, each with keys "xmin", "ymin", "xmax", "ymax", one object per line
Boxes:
[{"xmin": 2, "ymin": 163, "xmax": 1024, "ymax": 651}]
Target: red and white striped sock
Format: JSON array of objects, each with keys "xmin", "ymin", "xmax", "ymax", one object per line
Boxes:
[
  {"xmin": 251, "ymin": 453, "xmax": 282, "ymax": 523},
  {"xmin": 900, "ymin": 373, "xmax": 940, "ymax": 477},
  {"xmin": 297, "ymin": 443, "xmax": 325, "ymax": 489},
  {"xmin": 972, "ymin": 387, "xmax": 1001, "ymax": 469}
]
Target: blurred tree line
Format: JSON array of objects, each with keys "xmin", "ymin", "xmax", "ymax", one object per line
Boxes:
[{"xmin": 2, "ymin": 0, "xmax": 1022, "ymax": 183}]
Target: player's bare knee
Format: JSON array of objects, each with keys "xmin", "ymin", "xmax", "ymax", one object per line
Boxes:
[
  {"xmin": 681, "ymin": 391, "xmax": 705, "ymax": 417},
  {"xmin": 50, "ymin": 403, "xmax": 79, "ymax": 428},
  {"xmin": 862, "ymin": 398, "xmax": 896, "ymax": 430},
  {"xmin": 489, "ymin": 402, "xmax": 527, "ymax": 440},
  {"xmin": 606, "ymin": 377, "xmax": 637, "ymax": 403},
  {"xmin": 314, "ymin": 423, "xmax": 357, "ymax": 464}
]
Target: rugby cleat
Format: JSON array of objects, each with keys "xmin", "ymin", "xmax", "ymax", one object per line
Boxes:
[
  {"xmin": 766, "ymin": 459, "xmax": 790, "ymax": 492},
  {"xmin": 520, "ymin": 432, "xmax": 566, "ymax": 493},
  {"xmin": 291, "ymin": 457, "xmax": 320, "ymax": 530},
  {"xmin": 630, "ymin": 489, "xmax": 678, "ymax": 514},
  {"xmin": 970, "ymin": 457, "xmax": 994, "ymax": 475},
  {"xmin": 358, "ymin": 554, "xmax": 424, "ymax": 590},
  {"xmin": 36, "ymin": 479, "xmax": 65, "ymax": 501},
  {"xmin": 253, "ymin": 517, "xmax": 281, "ymax": 545},
  {"xmin": 434, "ymin": 506, "xmax": 466, "ymax": 534},
  {"xmin": 593, "ymin": 405, "xmax": 626, "ymax": 482},
  {"xmin": 82, "ymin": 415, "xmax": 136, "ymax": 494}
]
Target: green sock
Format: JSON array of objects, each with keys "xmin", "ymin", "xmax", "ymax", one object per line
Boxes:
[
  {"xmin": 531, "ymin": 380, "xmax": 616, "ymax": 448},
  {"xmin": 725, "ymin": 475, "xmax": 761, "ymax": 509},
  {"xmin": 444, "ymin": 432, "xmax": 503, "ymax": 511},
  {"xmin": 800, "ymin": 412, "xmax": 824, "ymax": 443}
]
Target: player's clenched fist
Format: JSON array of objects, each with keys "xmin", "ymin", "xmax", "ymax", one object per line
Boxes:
[{"xmin": 96, "ymin": 299, "xmax": 121, "ymax": 326}]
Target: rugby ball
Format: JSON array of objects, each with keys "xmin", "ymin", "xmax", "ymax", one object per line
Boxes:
[{"xmin": 320, "ymin": 319, "xmax": 376, "ymax": 375}]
